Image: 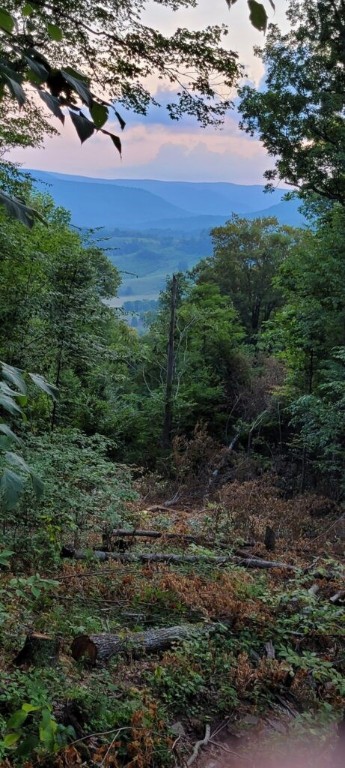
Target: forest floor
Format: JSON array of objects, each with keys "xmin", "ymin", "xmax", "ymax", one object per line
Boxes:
[{"xmin": 1, "ymin": 473, "xmax": 344, "ymax": 767}]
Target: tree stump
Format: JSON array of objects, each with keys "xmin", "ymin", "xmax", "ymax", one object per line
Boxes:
[
  {"xmin": 264, "ymin": 525, "xmax": 276, "ymax": 552},
  {"xmin": 14, "ymin": 633, "xmax": 60, "ymax": 666}
]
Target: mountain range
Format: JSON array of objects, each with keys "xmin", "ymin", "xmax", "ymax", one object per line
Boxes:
[
  {"xmin": 29, "ymin": 171, "xmax": 304, "ymax": 231},
  {"xmin": 28, "ymin": 171, "xmax": 305, "ymax": 301}
]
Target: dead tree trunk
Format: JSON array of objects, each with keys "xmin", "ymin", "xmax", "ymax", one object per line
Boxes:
[
  {"xmin": 71, "ymin": 624, "xmax": 212, "ymax": 664},
  {"xmin": 61, "ymin": 547, "xmax": 297, "ymax": 571},
  {"xmin": 264, "ymin": 526, "xmax": 276, "ymax": 552},
  {"xmin": 161, "ymin": 273, "xmax": 178, "ymax": 449}
]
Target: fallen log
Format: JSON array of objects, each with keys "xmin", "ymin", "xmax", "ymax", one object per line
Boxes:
[
  {"xmin": 105, "ymin": 529, "xmax": 253, "ymax": 550},
  {"xmin": 14, "ymin": 633, "xmax": 60, "ymax": 667},
  {"xmin": 108, "ymin": 528, "xmax": 209, "ymax": 544},
  {"xmin": 71, "ymin": 623, "xmax": 212, "ymax": 663},
  {"xmin": 61, "ymin": 547, "xmax": 297, "ymax": 570},
  {"xmin": 330, "ymin": 589, "xmax": 345, "ymax": 605}
]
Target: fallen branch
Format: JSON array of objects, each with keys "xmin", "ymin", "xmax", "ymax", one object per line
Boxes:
[
  {"xmin": 61, "ymin": 547, "xmax": 297, "ymax": 570},
  {"xmin": 71, "ymin": 623, "xmax": 213, "ymax": 664}
]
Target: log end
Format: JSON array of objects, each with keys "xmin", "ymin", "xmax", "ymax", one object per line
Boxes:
[{"xmin": 71, "ymin": 634, "xmax": 98, "ymax": 664}]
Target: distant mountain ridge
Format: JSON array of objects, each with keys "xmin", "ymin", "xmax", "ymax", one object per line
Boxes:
[
  {"xmin": 27, "ymin": 171, "xmax": 306, "ymax": 301},
  {"xmin": 29, "ymin": 170, "xmax": 305, "ymax": 230}
]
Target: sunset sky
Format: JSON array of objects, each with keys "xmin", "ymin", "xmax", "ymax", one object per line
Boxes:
[{"xmin": 9, "ymin": 0, "xmax": 290, "ymax": 185}]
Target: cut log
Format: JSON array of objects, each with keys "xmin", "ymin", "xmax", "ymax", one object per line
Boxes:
[
  {"xmin": 330, "ymin": 589, "xmax": 345, "ymax": 605},
  {"xmin": 61, "ymin": 547, "xmax": 297, "ymax": 570},
  {"xmin": 71, "ymin": 624, "xmax": 212, "ymax": 664},
  {"xmin": 14, "ymin": 633, "xmax": 60, "ymax": 666}
]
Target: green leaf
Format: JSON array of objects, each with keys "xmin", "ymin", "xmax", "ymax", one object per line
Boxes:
[
  {"xmin": 28, "ymin": 373, "xmax": 58, "ymax": 400},
  {"xmin": 0, "ymin": 424, "xmax": 21, "ymax": 443},
  {"xmin": 101, "ymin": 129, "xmax": 122, "ymax": 155},
  {"xmin": 69, "ymin": 110, "xmax": 95, "ymax": 143},
  {"xmin": 3, "ymin": 732, "xmax": 20, "ymax": 747},
  {"xmin": 0, "ymin": 435, "xmax": 11, "ymax": 450},
  {"xmin": 5, "ymin": 451, "xmax": 32, "ymax": 475},
  {"xmin": 38, "ymin": 90, "xmax": 65, "ymax": 123},
  {"xmin": 247, "ymin": 0, "xmax": 267, "ymax": 32},
  {"xmin": 25, "ymin": 55, "xmax": 49, "ymax": 82},
  {"xmin": 1, "ymin": 363, "xmax": 26, "ymax": 393},
  {"xmin": 0, "ymin": 381, "xmax": 16, "ymax": 396},
  {"xmin": 0, "ymin": 189, "xmax": 46, "ymax": 228},
  {"xmin": 6, "ymin": 709, "xmax": 29, "ymax": 729},
  {"xmin": 31, "ymin": 472, "xmax": 44, "ymax": 499},
  {"xmin": 2, "ymin": 74, "xmax": 26, "ymax": 106},
  {"xmin": 47, "ymin": 22, "xmax": 63, "ymax": 41},
  {"xmin": 0, "ymin": 393, "xmax": 22, "ymax": 415},
  {"xmin": 91, "ymin": 102, "xmax": 108, "ymax": 129},
  {"xmin": 0, "ymin": 8, "xmax": 15, "ymax": 33},
  {"xmin": 114, "ymin": 109, "xmax": 126, "ymax": 131},
  {"xmin": 15, "ymin": 393, "xmax": 28, "ymax": 407},
  {"xmin": 0, "ymin": 549, "xmax": 14, "ymax": 567},
  {"xmin": 22, "ymin": 703, "xmax": 40, "ymax": 713},
  {"xmin": 62, "ymin": 69, "xmax": 92, "ymax": 107},
  {"xmin": 0, "ymin": 468, "xmax": 25, "ymax": 509},
  {"xmin": 22, "ymin": 3, "xmax": 34, "ymax": 16}
]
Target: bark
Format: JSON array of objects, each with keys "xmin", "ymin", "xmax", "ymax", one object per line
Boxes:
[
  {"xmin": 61, "ymin": 547, "xmax": 297, "ymax": 570},
  {"xmin": 161, "ymin": 273, "xmax": 178, "ymax": 449},
  {"xmin": 264, "ymin": 526, "xmax": 276, "ymax": 552},
  {"xmin": 14, "ymin": 633, "xmax": 60, "ymax": 667},
  {"xmin": 71, "ymin": 623, "xmax": 212, "ymax": 664},
  {"xmin": 330, "ymin": 590, "xmax": 345, "ymax": 605}
]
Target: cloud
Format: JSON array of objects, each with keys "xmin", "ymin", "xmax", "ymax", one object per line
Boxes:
[
  {"xmin": 118, "ymin": 135, "xmax": 270, "ymax": 183},
  {"xmin": 8, "ymin": 0, "xmax": 291, "ymax": 184},
  {"xmin": 9, "ymin": 111, "xmax": 272, "ymax": 184}
]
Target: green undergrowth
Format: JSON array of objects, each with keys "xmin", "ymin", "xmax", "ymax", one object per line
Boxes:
[{"xmin": 0, "ymin": 551, "xmax": 344, "ymax": 767}]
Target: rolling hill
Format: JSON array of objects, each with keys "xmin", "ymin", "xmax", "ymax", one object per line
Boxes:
[{"xmin": 28, "ymin": 170, "xmax": 306, "ymax": 299}]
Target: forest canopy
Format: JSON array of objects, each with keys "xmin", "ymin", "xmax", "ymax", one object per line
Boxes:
[{"xmin": 239, "ymin": 0, "xmax": 345, "ymax": 202}]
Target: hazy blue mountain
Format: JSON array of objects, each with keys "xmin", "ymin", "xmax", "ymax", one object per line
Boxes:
[
  {"xmin": 28, "ymin": 170, "xmax": 301, "ymax": 229},
  {"xmin": 28, "ymin": 170, "xmax": 306, "ymax": 300},
  {"xmin": 246, "ymin": 199, "xmax": 305, "ymax": 227},
  {"xmin": 30, "ymin": 175, "xmax": 192, "ymax": 229}
]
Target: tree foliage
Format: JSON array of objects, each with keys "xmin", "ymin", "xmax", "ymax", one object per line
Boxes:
[
  {"xmin": 194, "ymin": 215, "xmax": 302, "ymax": 341},
  {"xmin": 239, "ymin": 0, "xmax": 345, "ymax": 203},
  {"xmin": 0, "ymin": 0, "xmax": 241, "ymax": 143}
]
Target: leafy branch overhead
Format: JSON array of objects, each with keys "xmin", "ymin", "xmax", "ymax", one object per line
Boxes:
[
  {"xmin": 0, "ymin": 6, "xmax": 125, "ymax": 155},
  {"xmin": 0, "ymin": 0, "xmax": 243, "ymax": 225},
  {"xmin": 225, "ymin": 0, "xmax": 275, "ymax": 33}
]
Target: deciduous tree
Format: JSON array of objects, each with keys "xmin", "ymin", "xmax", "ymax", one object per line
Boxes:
[{"xmin": 239, "ymin": 0, "xmax": 345, "ymax": 203}]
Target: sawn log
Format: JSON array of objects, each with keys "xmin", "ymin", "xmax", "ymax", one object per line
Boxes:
[{"xmin": 71, "ymin": 623, "xmax": 212, "ymax": 664}]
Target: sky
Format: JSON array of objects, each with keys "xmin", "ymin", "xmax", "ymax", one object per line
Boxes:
[{"xmin": 9, "ymin": 0, "xmax": 290, "ymax": 185}]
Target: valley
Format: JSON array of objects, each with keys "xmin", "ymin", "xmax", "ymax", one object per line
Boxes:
[{"xmin": 30, "ymin": 171, "xmax": 305, "ymax": 302}]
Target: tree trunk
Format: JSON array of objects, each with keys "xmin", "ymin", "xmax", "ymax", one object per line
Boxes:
[
  {"xmin": 161, "ymin": 273, "xmax": 178, "ymax": 449},
  {"xmin": 71, "ymin": 624, "xmax": 212, "ymax": 664},
  {"xmin": 264, "ymin": 525, "xmax": 276, "ymax": 552},
  {"xmin": 61, "ymin": 547, "xmax": 297, "ymax": 570}
]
